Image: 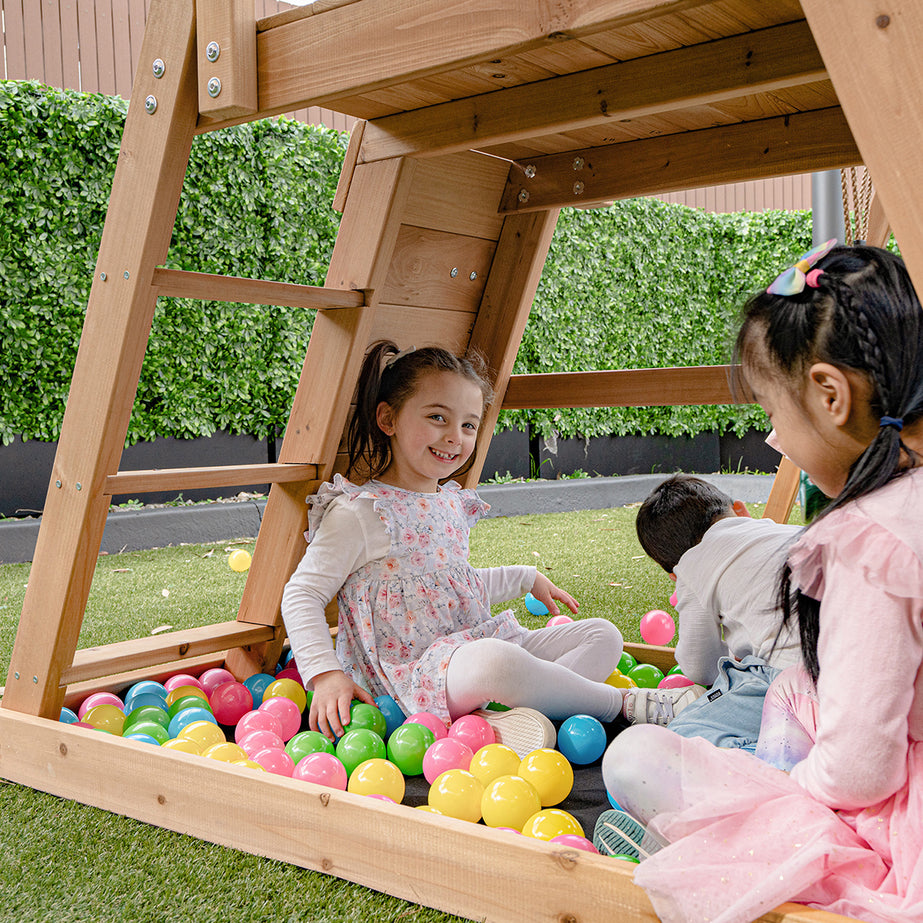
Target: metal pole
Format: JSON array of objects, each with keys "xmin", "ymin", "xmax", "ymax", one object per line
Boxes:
[{"xmin": 811, "ymin": 170, "xmax": 846, "ymax": 245}]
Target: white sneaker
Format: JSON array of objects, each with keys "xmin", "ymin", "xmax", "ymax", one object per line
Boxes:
[
  {"xmin": 621, "ymin": 685, "xmax": 705, "ymax": 726},
  {"xmin": 472, "ymin": 706, "xmax": 556, "ymax": 758},
  {"xmin": 593, "ymin": 808, "xmax": 666, "ymax": 861}
]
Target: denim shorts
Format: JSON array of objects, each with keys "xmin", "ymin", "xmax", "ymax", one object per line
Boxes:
[{"xmin": 667, "ymin": 655, "xmax": 780, "ymax": 751}]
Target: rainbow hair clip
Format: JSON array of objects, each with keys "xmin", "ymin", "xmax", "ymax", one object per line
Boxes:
[{"xmin": 767, "ymin": 238, "xmax": 837, "ymax": 296}]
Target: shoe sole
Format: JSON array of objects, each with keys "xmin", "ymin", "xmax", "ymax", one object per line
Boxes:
[
  {"xmin": 472, "ymin": 707, "xmax": 556, "ymax": 759},
  {"xmin": 593, "ymin": 809, "xmax": 657, "ymax": 861}
]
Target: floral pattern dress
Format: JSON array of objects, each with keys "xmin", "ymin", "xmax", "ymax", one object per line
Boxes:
[{"xmin": 307, "ymin": 475, "xmax": 529, "ymax": 723}]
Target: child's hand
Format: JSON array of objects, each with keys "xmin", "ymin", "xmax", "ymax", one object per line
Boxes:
[
  {"xmin": 309, "ymin": 669, "xmax": 376, "ymax": 740},
  {"xmin": 531, "ymin": 571, "xmax": 579, "ymax": 616}
]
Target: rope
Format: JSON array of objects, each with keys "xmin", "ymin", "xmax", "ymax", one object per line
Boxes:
[{"xmin": 841, "ymin": 166, "xmax": 874, "ymax": 244}]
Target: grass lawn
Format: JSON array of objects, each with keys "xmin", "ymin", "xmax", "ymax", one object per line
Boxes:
[{"xmin": 0, "ymin": 499, "xmax": 784, "ymax": 922}]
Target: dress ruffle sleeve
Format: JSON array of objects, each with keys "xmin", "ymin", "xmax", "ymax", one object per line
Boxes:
[
  {"xmin": 438, "ymin": 480, "xmax": 490, "ymax": 526},
  {"xmin": 305, "ymin": 474, "xmax": 380, "ymax": 542}
]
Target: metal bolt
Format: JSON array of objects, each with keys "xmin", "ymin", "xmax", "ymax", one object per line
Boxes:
[
  {"xmin": 55, "ymin": 479, "xmax": 62, "ymax": 488},
  {"xmin": 450, "ymin": 267, "xmax": 459, "ymax": 278},
  {"xmin": 524, "ymin": 164, "xmax": 536, "ymax": 179},
  {"xmin": 469, "ymin": 271, "xmax": 478, "ymax": 281},
  {"xmin": 76, "ymin": 483, "xmax": 82, "ymax": 491},
  {"xmin": 207, "ymin": 77, "xmax": 222, "ymax": 98},
  {"xmin": 518, "ymin": 188, "xmax": 530, "ymax": 203},
  {"xmin": 14, "ymin": 672, "xmax": 19, "ymax": 680},
  {"xmin": 33, "ymin": 676, "xmax": 38, "ymax": 683},
  {"xmin": 123, "ymin": 271, "xmax": 130, "ymax": 279},
  {"xmin": 152, "ymin": 59, "xmax": 165, "ymax": 78},
  {"xmin": 573, "ymin": 181, "xmax": 585, "ymax": 195},
  {"xmin": 99, "ymin": 272, "xmax": 107, "ymax": 281},
  {"xmin": 206, "ymin": 41, "xmax": 220, "ymax": 62},
  {"xmin": 573, "ymin": 157, "xmax": 585, "ymax": 171},
  {"xmin": 144, "ymin": 95, "xmax": 158, "ymax": 114}
]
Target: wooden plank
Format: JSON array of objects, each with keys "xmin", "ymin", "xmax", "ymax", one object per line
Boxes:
[
  {"xmin": 111, "ymin": 0, "xmax": 133, "ymax": 97},
  {"xmin": 623, "ymin": 641, "xmax": 676, "ymax": 674},
  {"xmin": 2, "ymin": 0, "xmax": 28, "ymax": 80},
  {"xmin": 75, "ymin": 0, "xmax": 101, "ymax": 92},
  {"xmin": 150, "ymin": 267, "xmax": 366, "ymax": 310},
  {"xmin": 59, "ymin": 0, "xmax": 81, "ymax": 89},
  {"xmin": 369, "ymin": 303, "xmax": 476, "ymax": 350},
  {"xmin": 332, "ymin": 118, "xmax": 365, "ymax": 213},
  {"xmin": 93, "ymin": 0, "xmax": 118, "ymax": 94},
  {"xmin": 103, "ymin": 463, "xmax": 318, "ymax": 495},
  {"xmin": 865, "ymin": 189, "xmax": 892, "ymax": 249},
  {"xmin": 499, "ymin": 107, "xmax": 861, "ymax": 212},
  {"xmin": 40, "ymin": 0, "xmax": 65, "ymax": 87},
  {"xmin": 501, "ymin": 367, "xmax": 735, "ymax": 410},
  {"xmin": 1, "ymin": 0, "xmax": 199, "ymax": 720},
  {"xmin": 195, "ymin": 0, "xmax": 258, "ymax": 119},
  {"xmin": 60, "ymin": 622, "xmax": 278, "ymax": 686},
  {"xmin": 359, "ymin": 21, "xmax": 826, "ymax": 161},
  {"xmin": 762, "ymin": 456, "xmax": 802, "ymax": 525},
  {"xmin": 0, "ymin": 709, "xmax": 860, "ymax": 923}
]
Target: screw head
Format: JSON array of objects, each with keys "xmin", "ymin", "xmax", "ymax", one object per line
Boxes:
[
  {"xmin": 76, "ymin": 482, "xmax": 82, "ymax": 491},
  {"xmin": 573, "ymin": 157, "xmax": 585, "ymax": 171},
  {"xmin": 55, "ymin": 479, "xmax": 62, "ymax": 488},
  {"xmin": 123, "ymin": 271, "xmax": 130, "ymax": 279},
  {"xmin": 207, "ymin": 77, "xmax": 222, "ymax": 98},
  {"xmin": 206, "ymin": 41, "xmax": 220, "ymax": 62},
  {"xmin": 450, "ymin": 267, "xmax": 459, "ymax": 278},
  {"xmin": 469, "ymin": 271, "xmax": 478, "ymax": 281},
  {"xmin": 524, "ymin": 164, "xmax": 536, "ymax": 179},
  {"xmin": 152, "ymin": 58, "xmax": 165, "ymax": 78},
  {"xmin": 144, "ymin": 95, "xmax": 158, "ymax": 114},
  {"xmin": 573, "ymin": 180, "xmax": 585, "ymax": 195},
  {"xmin": 518, "ymin": 188, "xmax": 530, "ymax": 203},
  {"xmin": 99, "ymin": 272, "xmax": 107, "ymax": 281}
]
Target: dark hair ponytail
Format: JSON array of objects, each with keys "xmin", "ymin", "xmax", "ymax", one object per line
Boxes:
[
  {"xmin": 345, "ymin": 341, "xmax": 494, "ymax": 483},
  {"xmin": 736, "ymin": 246, "xmax": 923, "ymax": 681}
]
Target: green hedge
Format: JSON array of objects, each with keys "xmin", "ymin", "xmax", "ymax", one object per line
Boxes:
[{"xmin": 1, "ymin": 81, "xmax": 816, "ymax": 446}]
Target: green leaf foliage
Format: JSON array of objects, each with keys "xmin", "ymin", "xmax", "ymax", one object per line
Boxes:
[{"xmin": 2, "ymin": 82, "xmax": 818, "ymax": 447}]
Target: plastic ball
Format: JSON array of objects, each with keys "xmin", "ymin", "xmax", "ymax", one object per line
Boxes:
[
  {"xmin": 335, "ymin": 728, "xmax": 386, "ymax": 777},
  {"xmin": 165, "ymin": 685, "xmax": 208, "ymax": 708},
  {"xmin": 518, "ymin": 748, "xmax": 574, "ymax": 807},
  {"xmin": 404, "ymin": 712, "xmax": 448, "ymax": 740},
  {"xmin": 123, "ymin": 680, "xmax": 168, "ymax": 709},
  {"xmin": 125, "ymin": 692, "xmax": 170, "ymax": 714},
  {"xmin": 168, "ymin": 694, "xmax": 213, "ymax": 719},
  {"xmin": 164, "ymin": 674, "xmax": 205, "ymax": 694},
  {"xmin": 228, "ymin": 549, "xmax": 251, "ymax": 572},
  {"xmin": 386, "ymin": 722, "xmax": 435, "ymax": 776},
  {"xmin": 480, "ymin": 774, "xmax": 542, "ymax": 830},
  {"xmin": 78, "ymin": 692, "xmax": 124, "ymax": 720},
  {"xmin": 237, "ymin": 728, "xmax": 286, "ymax": 758},
  {"xmin": 178, "ymin": 720, "xmax": 225, "ymax": 749},
  {"xmin": 292, "ymin": 752, "xmax": 347, "ymax": 790},
  {"xmin": 617, "ymin": 652, "xmax": 638, "ymax": 674},
  {"xmin": 611, "ymin": 854, "xmax": 641, "ymax": 864},
  {"xmin": 257, "ymin": 694, "xmax": 302, "ymax": 741},
  {"xmin": 607, "ymin": 791, "xmax": 624, "ymax": 810},
  {"xmin": 428, "ymin": 769, "xmax": 484, "ymax": 823},
  {"xmin": 603, "ymin": 670, "xmax": 637, "ymax": 690},
  {"xmin": 550, "ymin": 834, "xmax": 599, "ymax": 854},
  {"xmin": 415, "ymin": 804, "xmax": 443, "ymax": 814},
  {"xmin": 667, "ymin": 664, "xmax": 685, "ymax": 675},
  {"xmin": 521, "ymin": 808, "xmax": 584, "ymax": 841},
  {"xmin": 447, "ymin": 714, "xmax": 495, "ymax": 754},
  {"xmin": 373, "ymin": 695, "xmax": 406, "ymax": 739},
  {"xmin": 468, "ymin": 743, "xmax": 522, "ymax": 788},
  {"xmin": 82, "ymin": 703, "xmax": 126, "ymax": 735},
  {"xmin": 347, "ymin": 758, "xmax": 405, "ymax": 802},
  {"xmin": 168, "ymin": 706, "xmax": 217, "ymax": 739},
  {"xmin": 627, "ymin": 663, "xmax": 665, "ymax": 689},
  {"xmin": 524, "ymin": 592, "xmax": 549, "ymax": 616},
  {"xmin": 251, "ymin": 747, "xmax": 295, "ymax": 776},
  {"xmin": 209, "ymin": 681, "xmax": 254, "ymax": 726},
  {"xmin": 556, "ymin": 714, "xmax": 607, "ymax": 766},
  {"xmin": 202, "ymin": 742, "xmax": 249, "ymax": 763},
  {"xmin": 234, "ymin": 708, "xmax": 283, "ymax": 743},
  {"xmin": 124, "ymin": 704, "xmax": 171, "ymax": 731},
  {"xmin": 162, "ymin": 737, "xmax": 203, "ymax": 755},
  {"xmin": 123, "ymin": 733, "xmax": 161, "ymax": 746},
  {"xmin": 546, "ymin": 614, "xmax": 574, "ymax": 626},
  {"xmin": 640, "ymin": 609, "xmax": 676, "ymax": 646},
  {"xmin": 59, "ymin": 707, "xmax": 79, "ymax": 724},
  {"xmin": 198, "ymin": 667, "xmax": 236, "ymax": 696},
  {"xmin": 243, "ymin": 673, "xmax": 276, "ymax": 709},
  {"xmin": 233, "ymin": 759, "xmax": 267, "ymax": 772},
  {"xmin": 285, "ymin": 729, "xmax": 335, "ymax": 763},
  {"xmin": 123, "ymin": 719, "xmax": 169, "ymax": 745},
  {"xmin": 274, "ymin": 667, "xmax": 303, "ymax": 686},
  {"xmin": 344, "ymin": 702, "xmax": 388, "ymax": 739},
  {"xmin": 658, "ymin": 673, "xmax": 694, "ymax": 689},
  {"xmin": 261, "ymin": 677, "xmax": 309, "ymax": 714},
  {"xmin": 422, "ymin": 737, "xmax": 474, "ymax": 785},
  {"xmin": 669, "ymin": 591, "xmax": 679, "ymax": 608}
]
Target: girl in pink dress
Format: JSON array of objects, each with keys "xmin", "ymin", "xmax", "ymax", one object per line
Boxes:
[
  {"xmin": 282, "ymin": 341, "xmax": 624, "ymax": 746},
  {"xmin": 597, "ymin": 243, "xmax": 923, "ymax": 923}
]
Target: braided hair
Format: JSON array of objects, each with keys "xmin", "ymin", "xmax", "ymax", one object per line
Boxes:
[{"xmin": 735, "ymin": 246, "xmax": 923, "ymax": 680}]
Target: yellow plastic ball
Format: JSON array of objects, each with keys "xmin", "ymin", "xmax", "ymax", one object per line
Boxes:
[
  {"xmin": 521, "ymin": 808, "xmax": 584, "ymax": 841},
  {"xmin": 233, "ymin": 759, "xmax": 267, "ymax": 771},
  {"xmin": 262, "ymin": 677, "xmax": 308, "ymax": 713},
  {"xmin": 161, "ymin": 737, "xmax": 204, "ymax": 755},
  {"xmin": 427, "ymin": 769, "xmax": 484, "ymax": 823},
  {"xmin": 468, "ymin": 743, "xmax": 522, "ymax": 788},
  {"xmin": 518, "ymin": 748, "xmax": 574, "ymax": 807},
  {"xmin": 82, "ymin": 703, "xmax": 126, "ymax": 735},
  {"xmin": 165, "ymin": 685, "xmax": 208, "ymax": 707},
  {"xmin": 228, "ymin": 549, "xmax": 252, "ymax": 572},
  {"xmin": 202, "ymin": 742, "xmax": 249, "ymax": 762},
  {"xmin": 347, "ymin": 758, "xmax": 405, "ymax": 803},
  {"xmin": 480, "ymin": 774, "xmax": 542, "ymax": 830},
  {"xmin": 177, "ymin": 720, "xmax": 225, "ymax": 749},
  {"xmin": 604, "ymin": 670, "xmax": 638, "ymax": 689}
]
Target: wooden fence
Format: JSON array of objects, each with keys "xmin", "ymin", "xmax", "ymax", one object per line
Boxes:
[{"xmin": 1, "ymin": 0, "xmax": 811, "ymax": 210}]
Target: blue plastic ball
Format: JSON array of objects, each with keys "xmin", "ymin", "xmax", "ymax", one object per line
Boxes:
[
  {"xmin": 374, "ymin": 694, "xmax": 407, "ymax": 739},
  {"xmin": 168, "ymin": 706, "xmax": 217, "ymax": 739},
  {"xmin": 556, "ymin": 714, "xmax": 607, "ymax": 765},
  {"xmin": 607, "ymin": 790, "xmax": 624, "ymax": 810},
  {"xmin": 243, "ymin": 673, "xmax": 276, "ymax": 709},
  {"xmin": 60, "ymin": 707, "xmax": 79, "ymax": 724},
  {"xmin": 524, "ymin": 592, "xmax": 549, "ymax": 616}
]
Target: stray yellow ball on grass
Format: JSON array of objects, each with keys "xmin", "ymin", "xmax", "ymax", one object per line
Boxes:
[{"xmin": 228, "ymin": 549, "xmax": 251, "ymax": 572}]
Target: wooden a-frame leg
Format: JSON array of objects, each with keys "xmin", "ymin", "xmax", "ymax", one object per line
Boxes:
[
  {"xmin": 225, "ymin": 156, "xmax": 418, "ymax": 678},
  {"xmin": 2, "ymin": 0, "xmax": 199, "ymax": 718},
  {"xmin": 763, "ymin": 456, "xmax": 802, "ymax": 524}
]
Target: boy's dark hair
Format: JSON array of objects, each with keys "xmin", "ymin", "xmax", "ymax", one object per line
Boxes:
[
  {"xmin": 346, "ymin": 340, "xmax": 494, "ymax": 482},
  {"xmin": 635, "ymin": 474, "xmax": 735, "ymax": 573}
]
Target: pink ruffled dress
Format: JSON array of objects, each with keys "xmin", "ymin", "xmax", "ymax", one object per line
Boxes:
[
  {"xmin": 633, "ymin": 468, "xmax": 923, "ymax": 923},
  {"xmin": 307, "ymin": 476, "xmax": 528, "ymax": 722}
]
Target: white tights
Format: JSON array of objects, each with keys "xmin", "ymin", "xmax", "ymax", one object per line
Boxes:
[{"xmin": 444, "ymin": 617, "xmax": 624, "ymax": 723}]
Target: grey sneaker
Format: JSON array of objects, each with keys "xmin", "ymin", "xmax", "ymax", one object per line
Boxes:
[
  {"xmin": 621, "ymin": 684, "xmax": 705, "ymax": 726},
  {"xmin": 472, "ymin": 706, "xmax": 556, "ymax": 758},
  {"xmin": 593, "ymin": 808, "xmax": 665, "ymax": 860}
]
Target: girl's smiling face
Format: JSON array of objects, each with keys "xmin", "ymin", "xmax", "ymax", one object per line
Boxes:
[{"xmin": 376, "ymin": 370, "xmax": 484, "ymax": 492}]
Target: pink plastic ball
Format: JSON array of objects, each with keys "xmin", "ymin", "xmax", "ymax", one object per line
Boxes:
[
  {"xmin": 209, "ymin": 681, "xmax": 253, "ymax": 726},
  {"xmin": 234, "ymin": 709, "xmax": 284, "ymax": 743},
  {"xmin": 292, "ymin": 752, "xmax": 348, "ymax": 790},
  {"xmin": 274, "ymin": 666, "xmax": 303, "ymax": 684},
  {"xmin": 658, "ymin": 673, "xmax": 694, "ymax": 689},
  {"xmin": 546, "ymin": 614, "xmax": 574, "ymax": 626},
  {"xmin": 198, "ymin": 668, "xmax": 236, "ymax": 697},
  {"xmin": 237, "ymin": 728, "xmax": 286, "ymax": 757},
  {"xmin": 422, "ymin": 737, "xmax": 475, "ymax": 784},
  {"xmin": 448, "ymin": 714, "xmax": 495, "ymax": 754},
  {"xmin": 550, "ymin": 834, "xmax": 599, "ymax": 853},
  {"xmin": 77, "ymin": 692, "xmax": 124, "ymax": 720},
  {"xmin": 669, "ymin": 591, "xmax": 679, "ymax": 608},
  {"xmin": 404, "ymin": 712, "xmax": 448, "ymax": 740},
  {"xmin": 639, "ymin": 609, "xmax": 676, "ymax": 646},
  {"xmin": 250, "ymin": 747, "xmax": 295, "ymax": 777},
  {"xmin": 258, "ymin": 694, "xmax": 302, "ymax": 741},
  {"xmin": 163, "ymin": 673, "xmax": 205, "ymax": 693}
]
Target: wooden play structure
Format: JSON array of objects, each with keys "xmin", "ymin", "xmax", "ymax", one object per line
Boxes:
[{"xmin": 1, "ymin": 0, "xmax": 913, "ymax": 919}]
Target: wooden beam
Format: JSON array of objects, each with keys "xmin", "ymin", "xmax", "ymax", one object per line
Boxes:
[
  {"xmin": 359, "ymin": 20, "xmax": 826, "ymax": 162},
  {"xmin": 198, "ymin": 0, "xmax": 711, "ymax": 131},
  {"xmin": 501, "ymin": 367, "xmax": 734, "ymax": 409},
  {"xmin": 195, "ymin": 0, "xmax": 257, "ymax": 119},
  {"xmin": 762, "ymin": 456, "xmax": 802, "ymax": 525},
  {"xmin": 865, "ymin": 189, "xmax": 892, "ymax": 249},
  {"xmin": 500, "ymin": 107, "xmax": 861, "ymax": 212},
  {"xmin": 104, "ymin": 463, "xmax": 318, "ymax": 495},
  {"xmin": 151, "ymin": 268, "xmax": 366, "ymax": 310}
]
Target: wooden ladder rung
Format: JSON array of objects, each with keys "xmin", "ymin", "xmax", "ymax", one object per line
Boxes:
[
  {"xmin": 104, "ymin": 463, "xmax": 319, "ymax": 495},
  {"xmin": 151, "ymin": 267, "xmax": 366, "ymax": 310},
  {"xmin": 60, "ymin": 621, "xmax": 279, "ymax": 687}
]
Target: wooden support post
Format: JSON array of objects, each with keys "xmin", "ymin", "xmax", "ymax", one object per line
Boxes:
[
  {"xmin": 763, "ymin": 456, "xmax": 802, "ymax": 525},
  {"xmin": 2, "ymin": 0, "xmax": 199, "ymax": 718},
  {"xmin": 195, "ymin": 0, "xmax": 257, "ymax": 120}
]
